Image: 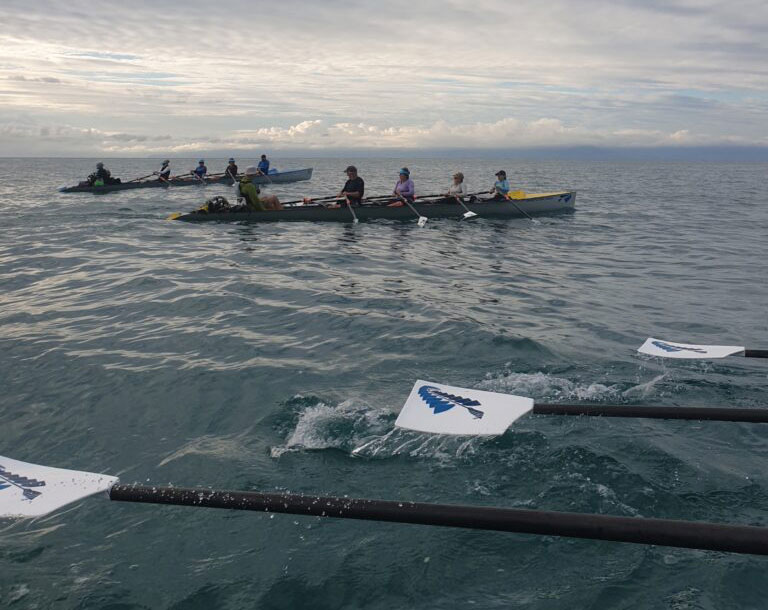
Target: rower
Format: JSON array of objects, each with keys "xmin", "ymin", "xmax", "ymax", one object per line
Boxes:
[
  {"xmin": 490, "ymin": 170, "xmax": 510, "ymax": 199},
  {"xmin": 238, "ymin": 166, "xmax": 282, "ymax": 211},
  {"xmin": 443, "ymin": 171, "xmax": 468, "ymax": 202},
  {"xmin": 337, "ymin": 165, "xmax": 365, "ymax": 206},
  {"xmin": 257, "ymin": 154, "xmax": 270, "ymax": 175},
  {"xmin": 155, "ymin": 159, "xmax": 171, "ymax": 182},
  {"xmin": 192, "ymin": 160, "xmax": 207, "ymax": 181},
  {"xmin": 388, "ymin": 168, "xmax": 415, "ymax": 207},
  {"xmin": 225, "ymin": 158, "xmax": 238, "ymax": 181}
]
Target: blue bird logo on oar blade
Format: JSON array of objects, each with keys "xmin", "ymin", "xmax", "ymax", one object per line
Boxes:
[
  {"xmin": 652, "ymin": 341, "xmax": 708, "ymax": 354},
  {"xmin": 0, "ymin": 465, "xmax": 46, "ymax": 501},
  {"xmin": 418, "ymin": 386, "xmax": 484, "ymax": 419}
]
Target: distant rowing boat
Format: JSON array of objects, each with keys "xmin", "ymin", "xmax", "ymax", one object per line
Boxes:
[
  {"xmin": 171, "ymin": 191, "xmax": 576, "ymax": 223},
  {"xmin": 59, "ymin": 168, "xmax": 313, "ymax": 193}
]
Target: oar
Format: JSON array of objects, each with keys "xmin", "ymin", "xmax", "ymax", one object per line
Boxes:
[
  {"xmin": 505, "ymin": 191, "xmax": 539, "ymax": 223},
  {"xmin": 533, "ymin": 403, "xmax": 768, "ymax": 423},
  {"xmin": 345, "ymin": 196, "xmax": 358, "ymax": 224},
  {"xmin": 282, "ymin": 195, "xmax": 339, "ymax": 206},
  {"xmin": 2, "ymin": 454, "xmax": 768, "ymax": 556},
  {"xmin": 638, "ymin": 338, "xmax": 768, "ymax": 360},
  {"xmin": 398, "ymin": 194, "xmax": 428, "ymax": 227},
  {"xmin": 226, "ymin": 169, "xmax": 238, "ymax": 191},
  {"xmin": 454, "ymin": 196, "xmax": 477, "ymax": 219},
  {"xmin": 127, "ymin": 173, "xmax": 155, "ymax": 183},
  {"xmin": 393, "ymin": 379, "xmax": 768, "ymax": 437}
]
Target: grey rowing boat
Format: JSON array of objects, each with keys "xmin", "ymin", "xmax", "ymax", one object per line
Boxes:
[
  {"xmin": 59, "ymin": 168, "xmax": 314, "ymax": 193},
  {"xmin": 170, "ymin": 191, "xmax": 576, "ymax": 223}
]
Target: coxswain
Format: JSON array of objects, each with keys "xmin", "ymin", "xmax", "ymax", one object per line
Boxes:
[
  {"xmin": 388, "ymin": 168, "xmax": 415, "ymax": 206},
  {"xmin": 337, "ymin": 165, "xmax": 365, "ymax": 206},
  {"xmin": 192, "ymin": 160, "xmax": 207, "ymax": 181},
  {"xmin": 225, "ymin": 158, "xmax": 238, "ymax": 181},
  {"xmin": 490, "ymin": 170, "xmax": 510, "ymax": 199},
  {"xmin": 237, "ymin": 166, "xmax": 282, "ymax": 211},
  {"xmin": 155, "ymin": 159, "xmax": 171, "ymax": 182},
  {"xmin": 257, "ymin": 154, "xmax": 270, "ymax": 175},
  {"xmin": 88, "ymin": 162, "xmax": 114, "ymax": 186}
]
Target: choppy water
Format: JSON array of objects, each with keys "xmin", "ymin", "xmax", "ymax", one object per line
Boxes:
[{"xmin": 1, "ymin": 156, "xmax": 767, "ymax": 608}]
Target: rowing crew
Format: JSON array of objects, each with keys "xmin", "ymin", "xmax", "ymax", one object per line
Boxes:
[
  {"xmin": 334, "ymin": 166, "xmax": 517, "ymax": 208},
  {"xmin": 81, "ymin": 155, "xmax": 272, "ymax": 186}
]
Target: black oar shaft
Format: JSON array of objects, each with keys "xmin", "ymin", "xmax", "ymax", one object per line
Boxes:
[
  {"xmin": 534, "ymin": 404, "xmax": 768, "ymax": 423},
  {"xmin": 745, "ymin": 349, "xmax": 768, "ymax": 359},
  {"xmin": 109, "ymin": 485, "xmax": 768, "ymax": 555}
]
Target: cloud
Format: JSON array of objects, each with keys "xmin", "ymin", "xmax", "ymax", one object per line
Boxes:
[
  {"xmin": 3, "ymin": 116, "xmax": 763, "ymax": 156},
  {"xmin": 0, "ymin": 0, "xmax": 766, "ymax": 155}
]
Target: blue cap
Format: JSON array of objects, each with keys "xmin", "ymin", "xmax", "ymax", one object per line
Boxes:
[
  {"xmin": 399, "ymin": 168, "xmax": 410, "ymax": 176},
  {"xmin": 199, "ymin": 159, "xmax": 205, "ymax": 164},
  {"xmin": 228, "ymin": 158, "xmax": 235, "ymax": 163}
]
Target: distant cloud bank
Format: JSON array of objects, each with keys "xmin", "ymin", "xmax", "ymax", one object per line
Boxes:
[{"xmin": 1, "ymin": 0, "xmax": 766, "ymax": 156}]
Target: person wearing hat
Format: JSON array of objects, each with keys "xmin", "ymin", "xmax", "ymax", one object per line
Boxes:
[
  {"xmin": 238, "ymin": 166, "xmax": 282, "ymax": 211},
  {"xmin": 87, "ymin": 162, "xmax": 114, "ymax": 186},
  {"xmin": 155, "ymin": 159, "xmax": 171, "ymax": 182},
  {"xmin": 490, "ymin": 170, "xmax": 510, "ymax": 199},
  {"xmin": 337, "ymin": 165, "xmax": 365, "ymax": 206},
  {"xmin": 443, "ymin": 171, "xmax": 467, "ymax": 201},
  {"xmin": 192, "ymin": 160, "xmax": 207, "ymax": 181},
  {"xmin": 388, "ymin": 167, "xmax": 415, "ymax": 206},
  {"xmin": 224, "ymin": 158, "xmax": 238, "ymax": 181}
]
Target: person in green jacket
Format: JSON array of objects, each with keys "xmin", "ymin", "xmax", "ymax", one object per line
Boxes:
[{"xmin": 238, "ymin": 166, "xmax": 282, "ymax": 210}]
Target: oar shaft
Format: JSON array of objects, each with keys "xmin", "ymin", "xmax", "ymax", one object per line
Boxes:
[
  {"xmin": 745, "ymin": 349, "xmax": 768, "ymax": 359},
  {"xmin": 534, "ymin": 403, "xmax": 768, "ymax": 423},
  {"xmin": 109, "ymin": 485, "xmax": 768, "ymax": 555}
]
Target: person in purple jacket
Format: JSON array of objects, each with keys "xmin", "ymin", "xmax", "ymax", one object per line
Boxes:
[{"xmin": 389, "ymin": 167, "xmax": 415, "ymax": 206}]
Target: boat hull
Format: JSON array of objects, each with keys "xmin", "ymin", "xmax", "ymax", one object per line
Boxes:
[
  {"xmin": 174, "ymin": 191, "xmax": 576, "ymax": 223},
  {"xmin": 59, "ymin": 168, "xmax": 313, "ymax": 193}
]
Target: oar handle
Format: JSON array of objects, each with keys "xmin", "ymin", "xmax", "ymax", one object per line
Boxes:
[
  {"xmin": 108, "ymin": 484, "xmax": 768, "ymax": 555},
  {"xmin": 744, "ymin": 349, "xmax": 768, "ymax": 359},
  {"xmin": 534, "ymin": 403, "xmax": 768, "ymax": 423}
]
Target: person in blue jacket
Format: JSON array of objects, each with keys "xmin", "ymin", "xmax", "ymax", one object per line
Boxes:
[
  {"xmin": 257, "ymin": 154, "xmax": 270, "ymax": 175},
  {"xmin": 192, "ymin": 160, "xmax": 207, "ymax": 181}
]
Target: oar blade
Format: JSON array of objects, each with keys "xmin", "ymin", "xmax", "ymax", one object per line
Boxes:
[
  {"xmin": 0, "ymin": 455, "xmax": 117, "ymax": 518},
  {"xmin": 638, "ymin": 338, "xmax": 745, "ymax": 359},
  {"xmin": 462, "ymin": 211, "xmax": 478, "ymax": 219},
  {"xmin": 395, "ymin": 380, "xmax": 533, "ymax": 436},
  {"xmin": 417, "ymin": 216, "xmax": 428, "ymax": 227}
]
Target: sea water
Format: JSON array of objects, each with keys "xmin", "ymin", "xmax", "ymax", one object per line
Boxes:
[{"xmin": 1, "ymin": 157, "xmax": 767, "ymax": 608}]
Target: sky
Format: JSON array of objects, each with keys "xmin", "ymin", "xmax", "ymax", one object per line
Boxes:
[{"xmin": 1, "ymin": 0, "xmax": 767, "ymax": 156}]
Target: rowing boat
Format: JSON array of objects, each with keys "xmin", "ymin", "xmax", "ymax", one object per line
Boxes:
[
  {"xmin": 59, "ymin": 168, "xmax": 314, "ymax": 193},
  {"xmin": 171, "ymin": 191, "xmax": 576, "ymax": 223}
]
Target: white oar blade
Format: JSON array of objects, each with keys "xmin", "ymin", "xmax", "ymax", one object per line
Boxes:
[
  {"xmin": 0, "ymin": 455, "xmax": 117, "ymax": 518},
  {"xmin": 418, "ymin": 216, "xmax": 428, "ymax": 227},
  {"xmin": 463, "ymin": 211, "xmax": 477, "ymax": 219},
  {"xmin": 395, "ymin": 380, "xmax": 533, "ymax": 436},
  {"xmin": 638, "ymin": 338, "xmax": 745, "ymax": 359}
]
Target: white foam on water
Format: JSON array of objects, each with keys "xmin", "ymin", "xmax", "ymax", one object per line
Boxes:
[
  {"xmin": 270, "ymin": 399, "xmax": 392, "ymax": 458},
  {"xmin": 478, "ymin": 371, "xmax": 621, "ymax": 402},
  {"xmin": 271, "ymin": 397, "xmax": 486, "ymax": 462}
]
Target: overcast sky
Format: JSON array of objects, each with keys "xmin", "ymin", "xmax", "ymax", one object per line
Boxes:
[{"xmin": 1, "ymin": 0, "xmax": 767, "ymax": 156}]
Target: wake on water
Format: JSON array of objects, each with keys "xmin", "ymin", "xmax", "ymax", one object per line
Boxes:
[{"xmin": 269, "ymin": 371, "xmax": 668, "ymax": 461}]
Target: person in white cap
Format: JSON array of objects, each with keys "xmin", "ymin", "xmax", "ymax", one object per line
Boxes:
[
  {"xmin": 154, "ymin": 159, "xmax": 171, "ymax": 182},
  {"xmin": 237, "ymin": 166, "xmax": 282, "ymax": 211}
]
